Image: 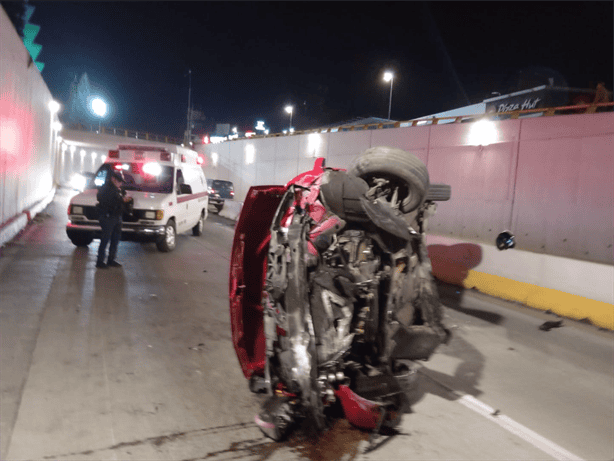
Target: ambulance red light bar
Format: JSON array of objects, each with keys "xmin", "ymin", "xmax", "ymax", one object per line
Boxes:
[
  {"xmin": 181, "ymin": 154, "xmax": 186, "ymax": 162},
  {"xmin": 108, "ymin": 149, "xmax": 119, "ymax": 158},
  {"xmin": 197, "ymin": 155, "xmax": 204, "ymax": 165}
]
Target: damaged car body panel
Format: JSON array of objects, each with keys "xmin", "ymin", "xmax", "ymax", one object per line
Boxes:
[
  {"xmin": 229, "ymin": 148, "xmax": 451, "ymax": 441},
  {"xmin": 230, "ymin": 185, "xmax": 286, "ymax": 380}
]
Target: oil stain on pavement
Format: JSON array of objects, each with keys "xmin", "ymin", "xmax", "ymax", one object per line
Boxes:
[{"xmin": 39, "ymin": 418, "xmax": 381, "ymax": 460}]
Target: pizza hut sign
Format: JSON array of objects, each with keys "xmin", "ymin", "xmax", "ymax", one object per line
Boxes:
[{"xmin": 497, "ymin": 97, "xmax": 542, "ymax": 113}]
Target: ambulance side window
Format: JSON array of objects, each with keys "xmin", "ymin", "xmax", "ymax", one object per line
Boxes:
[
  {"xmin": 181, "ymin": 166, "xmax": 200, "ymax": 192},
  {"xmin": 176, "ymin": 169, "xmax": 185, "ymax": 194}
]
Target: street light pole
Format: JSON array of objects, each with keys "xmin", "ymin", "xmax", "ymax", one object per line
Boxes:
[
  {"xmin": 186, "ymin": 69, "xmax": 192, "ymax": 144},
  {"xmin": 383, "ymin": 71, "xmax": 394, "ymax": 120}
]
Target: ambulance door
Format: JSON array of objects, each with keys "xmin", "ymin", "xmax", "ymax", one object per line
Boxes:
[{"xmin": 175, "ymin": 168, "xmax": 190, "ymax": 233}]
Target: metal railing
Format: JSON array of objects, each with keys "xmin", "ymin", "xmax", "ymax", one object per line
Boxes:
[
  {"xmin": 65, "ymin": 100, "xmax": 613, "ymax": 146},
  {"xmin": 218, "ymin": 101, "xmax": 614, "ymax": 141},
  {"xmin": 64, "ymin": 123, "xmax": 184, "ymax": 145}
]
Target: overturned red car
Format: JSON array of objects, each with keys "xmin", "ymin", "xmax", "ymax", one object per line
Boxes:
[{"xmin": 229, "ymin": 146, "xmax": 451, "ymax": 441}]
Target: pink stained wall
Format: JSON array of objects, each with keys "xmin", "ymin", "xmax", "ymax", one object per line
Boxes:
[{"xmin": 512, "ymin": 114, "xmax": 613, "ymax": 264}]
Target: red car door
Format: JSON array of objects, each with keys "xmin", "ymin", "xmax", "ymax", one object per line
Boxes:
[{"xmin": 229, "ymin": 185, "xmax": 286, "ymax": 379}]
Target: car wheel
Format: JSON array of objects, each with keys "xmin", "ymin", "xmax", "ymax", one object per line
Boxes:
[
  {"xmin": 349, "ymin": 146, "xmax": 429, "ymax": 213},
  {"xmin": 425, "ymin": 183, "xmax": 451, "ymax": 202},
  {"xmin": 69, "ymin": 234, "xmax": 94, "ymax": 247},
  {"xmin": 156, "ymin": 220, "xmax": 176, "ymax": 252},
  {"xmin": 192, "ymin": 211, "xmax": 204, "ymax": 236}
]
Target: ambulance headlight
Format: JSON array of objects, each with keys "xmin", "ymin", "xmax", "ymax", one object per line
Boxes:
[
  {"xmin": 70, "ymin": 174, "xmax": 87, "ymax": 191},
  {"xmin": 144, "ymin": 210, "xmax": 164, "ymax": 220}
]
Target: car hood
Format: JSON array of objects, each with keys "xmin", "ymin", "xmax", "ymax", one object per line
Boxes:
[{"xmin": 69, "ymin": 189, "xmax": 171, "ymax": 210}]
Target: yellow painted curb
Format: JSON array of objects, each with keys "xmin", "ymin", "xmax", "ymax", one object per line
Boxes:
[{"xmin": 460, "ymin": 270, "xmax": 614, "ymax": 331}]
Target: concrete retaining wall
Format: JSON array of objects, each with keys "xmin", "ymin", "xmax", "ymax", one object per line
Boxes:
[
  {"xmin": 0, "ymin": 7, "xmax": 58, "ymax": 237},
  {"xmin": 200, "ymin": 113, "xmax": 614, "ymax": 327},
  {"xmin": 199, "ymin": 114, "xmax": 613, "ymax": 266}
]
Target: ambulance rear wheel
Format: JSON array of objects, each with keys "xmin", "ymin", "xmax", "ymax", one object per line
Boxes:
[
  {"xmin": 157, "ymin": 220, "xmax": 176, "ymax": 252},
  {"xmin": 192, "ymin": 211, "xmax": 204, "ymax": 236}
]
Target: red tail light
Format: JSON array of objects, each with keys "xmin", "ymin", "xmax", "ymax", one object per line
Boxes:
[{"xmin": 108, "ymin": 149, "xmax": 119, "ymax": 158}]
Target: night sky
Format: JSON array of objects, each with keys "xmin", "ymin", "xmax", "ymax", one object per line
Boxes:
[{"xmin": 12, "ymin": 1, "xmax": 614, "ymax": 138}]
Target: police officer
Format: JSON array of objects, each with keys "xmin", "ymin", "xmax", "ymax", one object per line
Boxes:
[{"xmin": 96, "ymin": 170, "xmax": 130, "ymax": 268}]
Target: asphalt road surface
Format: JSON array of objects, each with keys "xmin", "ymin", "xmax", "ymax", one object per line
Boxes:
[{"xmin": 1, "ymin": 188, "xmax": 613, "ymax": 461}]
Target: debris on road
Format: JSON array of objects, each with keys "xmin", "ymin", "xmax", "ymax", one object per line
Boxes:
[{"xmin": 539, "ymin": 320, "xmax": 564, "ymax": 331}]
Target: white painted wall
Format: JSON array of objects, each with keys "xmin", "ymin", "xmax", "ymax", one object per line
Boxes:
[
  {"xmin": 1, "ymin": 7, "xmax": 58, "ymax": 226},
  {"xmin": 199, "ymin": 113, "xmax": 614, "ymax": 268}
]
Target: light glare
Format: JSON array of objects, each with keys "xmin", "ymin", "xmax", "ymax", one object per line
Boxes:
[
  {"xmin": 245, "ymin": 144, "xmax": 255, "ymax": 164},
  {"xmin": 467, "ymin": 120, "xmax": 498, "ymax": 146},
  {"xmin": 307, "ymin": 133, "xmax": 321, "ymax": 157},
  {"xmin": 90, "ymin": 97, "xmax": 107, "ymax": 117},
  {"xmin": 143, "ymin": 162, "xmax": 162, "ymax": 176}
]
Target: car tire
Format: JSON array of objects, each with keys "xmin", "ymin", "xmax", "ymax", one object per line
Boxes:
[
  {"xmin": 192, "ymin": 211, "xmax": 204, "ymax": 236},
  {"xmin": 425, "ymin": 183, "xmax": 451, "ymax": 202},
  {"xmin": 349, "ymin": 146, "xmax": 429, "ymax": 213},
  {"xmin": 156, "ymin": 219, "xmax": 176, "ymax": 252},
  {"xmin": 69, "ymin": 234, "xmax": 94, "ymax": 247}
]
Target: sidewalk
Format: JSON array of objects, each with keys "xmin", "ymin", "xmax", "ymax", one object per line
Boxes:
[{"xmin": 0, "ymin": 187, "xmax": 57, "ymax": 249}]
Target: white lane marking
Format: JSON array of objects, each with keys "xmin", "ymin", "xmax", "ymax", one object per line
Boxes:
[
  {"xmin": 419, "ymin": 370, "xmax": 585, "ymax": 461},
  {"xmin": 458, "ymin": 395, "xmax": 585, "ymax": 461}
]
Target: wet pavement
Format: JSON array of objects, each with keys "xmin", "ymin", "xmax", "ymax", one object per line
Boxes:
[{"xmin": 1, "ymin": 188, "xmax": 613, "ymax": 460}]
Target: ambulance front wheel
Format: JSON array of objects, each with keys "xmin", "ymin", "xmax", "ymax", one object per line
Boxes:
[
  {"xmin": 69, "ymin": 233, "xmax": 93, "ymax": 247},
  {"xmin": 156, "ymin": 220, "xmax": 176, "ymax": 252}
]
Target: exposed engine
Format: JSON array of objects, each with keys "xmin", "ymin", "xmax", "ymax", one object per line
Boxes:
[{"xmin": 229, "ymin": 147, "xmax": 452, "ymax": 443}]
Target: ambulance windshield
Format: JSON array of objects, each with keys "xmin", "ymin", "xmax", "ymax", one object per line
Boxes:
[{"xmin": 95, "ymin": 163, "xmax": 174, "ymax": 193}]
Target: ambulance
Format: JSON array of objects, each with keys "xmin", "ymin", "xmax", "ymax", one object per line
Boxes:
[{"xmin": 66, "ymin": 144, "xmax": 209, "ymax": 252}]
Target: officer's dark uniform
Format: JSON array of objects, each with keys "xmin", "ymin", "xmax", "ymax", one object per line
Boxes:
[{"xmin": 96, "ymin": 171, "xmax": 126, "ymax": 268}]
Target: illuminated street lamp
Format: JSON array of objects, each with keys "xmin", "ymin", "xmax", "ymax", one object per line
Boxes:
[
  {"xmin": 285, "ymin": 105, "xmax": 293, "ymax": 132},
  {"xmin": 383, "ymin": 71, "xmax": 394, "ymax": 120},
  {"xmin": 90, "ymin": 97, "xmax": 107, "ymax": 132},
  {"xmin": 48, "ymin": 100, "xmax": 61, "ymax": 114}
]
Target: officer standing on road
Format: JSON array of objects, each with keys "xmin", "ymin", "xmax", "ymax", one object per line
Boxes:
[{"xmin": 96, "ymin": 170, "xmax": 130, "ymax": 268}]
